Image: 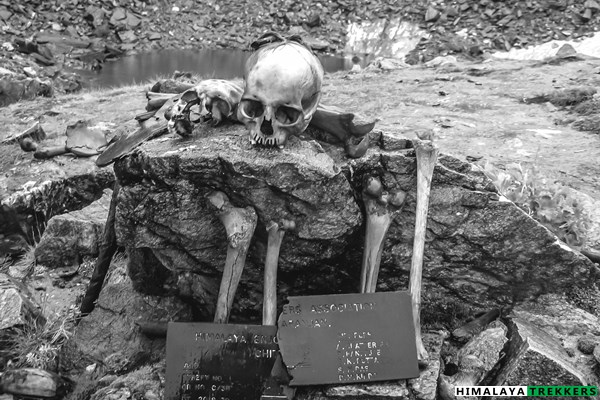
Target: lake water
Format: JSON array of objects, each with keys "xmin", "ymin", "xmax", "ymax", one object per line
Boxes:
[{"xmin": 77, "ymin": 48, "xmax": 360, "ymax": 88}]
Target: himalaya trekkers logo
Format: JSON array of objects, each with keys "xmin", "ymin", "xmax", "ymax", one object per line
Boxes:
[{"xmin": 455, "ymin": 386, "xmax": 599, "ymax": 397}]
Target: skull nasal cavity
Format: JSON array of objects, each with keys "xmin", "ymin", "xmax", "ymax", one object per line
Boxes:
[{"xmin": 261, "ymin": 119, "xmax": 274, "ymax": 136}]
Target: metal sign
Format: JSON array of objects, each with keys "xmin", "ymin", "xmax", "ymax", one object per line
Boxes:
[
  {"xmin": 165, "ymin": 323, "xmax": 278, "ymax": 400},
  {"xmin": 277, "ymin": 291, "xmax": 419, "ymax": 386}
]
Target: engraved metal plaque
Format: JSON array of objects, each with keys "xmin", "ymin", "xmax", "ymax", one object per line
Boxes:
[
  {"xmin": 277, "ymin": 291, "xmax": 419, "ymax": 386},
  {"xmin": 165, "ymin": 323, "xmax": 278, "ymax": 400}
]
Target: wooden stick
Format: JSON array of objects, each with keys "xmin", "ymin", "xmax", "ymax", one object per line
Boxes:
[
  {"xmin": 360, "ymin": 176, "xmax": 406, "ymax": 293},
  {"xmin": 452, "ymin": 309, "xmax": 501, "ymax": 341},
  {"xmin": 79, "ymin": 181, "xmax": 120, "ymax": 319},
  {"xmin": 263, "ymin": 220, "xmax": 295, "ymax": 326},
  {"xmin": 208, "ymin": 191, "xmax": 257, "ymax": 324},
  {"xmin": 409, "ymin": 135, "xmax": 439, "ymax": 361}
]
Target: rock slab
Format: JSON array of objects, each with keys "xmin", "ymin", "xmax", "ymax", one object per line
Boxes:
[
  {"xmin": 34, "ymin": 189, "xmax": 112, "ymax": 267},
  {"xmin": 114, "ymin": 124, "xmax": 597, "ymax": 323},
  {"xmin": 492, "ymin": 317, "xmax": 598, "ymax": 389},
  {"xmin": 59, "ymin": 256, "xmax": 193, "ymax": 374},
  {"xmin": 0, "ymin": 273, "xmax": 44, "ymax": 330}
]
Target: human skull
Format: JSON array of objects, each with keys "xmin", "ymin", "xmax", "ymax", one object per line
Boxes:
[{"xmin": 237, "ymin": 34, "xmax": 324, "ymax": 148}]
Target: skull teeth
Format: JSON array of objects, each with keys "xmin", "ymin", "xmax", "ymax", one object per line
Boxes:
[{"xmin": 250, "ymin": 132, "xmax": 286, "ymax": 147}]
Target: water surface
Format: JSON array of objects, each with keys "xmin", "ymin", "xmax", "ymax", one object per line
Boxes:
[{"xmin": 78, "ymin": 48, "xmax": 358, "ymax": 88}]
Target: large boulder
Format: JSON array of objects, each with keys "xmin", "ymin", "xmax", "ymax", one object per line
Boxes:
[
  {"xmin": 34, "ymin": 189, "xmax": 112, "ymax": 267},
  {"xmin": 113, "ymin": 124, "xmax": 597, "ymax": 322},
  {"xmin": 59, "ymin": 256, "xmax": 193, "ymax": 375}
]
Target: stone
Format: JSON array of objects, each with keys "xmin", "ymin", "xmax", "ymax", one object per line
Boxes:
[
  {"xmin": 507, "ymin": 294, "xmax": 600, "ymax": 385},
  {"xmin": 556, "ymin": 43, "xmax": 578, "ymax": 59},
  {"xmin": 407, "ymin": 333, "xmax": 444, "ymax": 400},
  {"xmin": 306, "ymin": 12, "xmax": 321, "ymax": 27},
  {"xmin": 594, "ymin": 345, "xmax": 600, "ymax": 364},
  {"xmin": 325, "ymin": 381, "xmax": 410, "ymax": 398},
  {"xmin": 0, "ymin": 76, "xmax": 52, "ymax": 107},
  {"xmin": 125, "ymin": 12, "xmax": 141, "ymax": 28},
  {"xmin": 425, "ymin": 7, "xmax": 440, "ymax": 22},
  {"xmin": 490, "ymin": 317, "xmax": 598, "ymax": 387},
  {"xmin": 109, "ymin": 7, "xmax": 127, "ymax": 25},
  {"xmin": 0, "ymin": 368, "xmax": 61, "ymax": 399},
  {"xmin": 303, "ymin": 36, "xmax": 330, "ymax": 51},
  {"xmin": 87, "ymin": 363, "xmax": 162, "ymax": 400},
  {"xmin": 577, "ymin": 336, "xmax": 599, "ymax": 355},
  {"xmin": 113, "ymin": 124, "xmax": 596, "ymax": 324},
  {"xmin": 59, "ymin": 257, "xmax": 193, "ymax": 374},
  {"xmin": 147, "ymin": 32, "xmax": 162, "ymax": 41},
  {"xmin": 85, "ymin": 6, "xmax": 105, "ymax": 28},
  {"xmin": 34, "ymin": 189, "xmax": 112, "ymax": 267},
  {"xmin": 117, "ymin": 30, "xmax": 137, "ymax": 43},
  {"xmin": 439, "ymin": 321, "xmax": 508, "ymax": 400},
  {"xmin": 584, "ymin": 0, "xmax": 600, "ymax": 10},
  {"xmin": 0, "ymin": 273, "xmax": 44, "ymax": 330}
]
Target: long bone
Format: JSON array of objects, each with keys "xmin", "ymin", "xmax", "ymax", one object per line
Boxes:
[
  {"xmin": 207, "ymin": 191, "xmax": 257, "ymax": 324},
  {"xmin": 263, "ymin": 219, "xmax": 295, "ymax": 326},
  {"xmin": 263, "ymin": 219, "xmax": 297, "ymax": 400},
  {"xmin": 409, "ymin": 132, "xmax": 439, "ymax": 361},
  {"xmin": 360, "ymin": 176, "xmax": 406, "ymax": 293}
]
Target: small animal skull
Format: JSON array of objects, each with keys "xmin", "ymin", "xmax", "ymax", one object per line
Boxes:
[
  {"xmin": 237, "ymin": 33, "xmax": 324, "ymax": 148},
  {"xmin": 167, "ymin": 79, "xmax": 243, "ymax": 136}
]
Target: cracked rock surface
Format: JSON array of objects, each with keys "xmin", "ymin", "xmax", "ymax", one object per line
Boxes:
[{"xmin": 113, "ymin": 122, "xmax": 597, "ymax": 322}]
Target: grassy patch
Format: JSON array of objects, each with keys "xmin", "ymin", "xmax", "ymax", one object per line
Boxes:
[
  {"xmin": 547, "ymin": 87, "xmax": 597, "ymax": 107},
  {"xmin": 572, "ymin": 99, "xmax": 600, "ymax": 116},
  {"xmin": 481, "ymin": 162, "xmax": 590, "ymax": 249},
  {"xmin": 1, "ymin": 299, "xmax": 76, "ymax": 371},
  {"xmin": 572, "ymin": 115, "xmax": 600, "ymax": 134},
  {"xmin": 421, "ymin": 289, "xmax": 476, "ymax": 331},
  {"xmin": 567, "ymin": 281, "xmax": 600, "ymax": 316}
]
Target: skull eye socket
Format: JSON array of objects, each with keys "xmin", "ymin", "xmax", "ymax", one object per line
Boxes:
[
  {"xmin": 239, "ymin": 99, "xmax": 265, "ymax": 119},
  {"xmin": 275, "ymin": 106, "xmax": 302, "ymax": 125}
]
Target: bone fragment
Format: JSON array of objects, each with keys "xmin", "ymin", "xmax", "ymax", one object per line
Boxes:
[
  {"xmin": 146, "ymin": 91, "xmax": 178, "ymax": 111},
  {"xmin": 409, "ymin": 132, "xmax": 439, "ymax": 361},
  {"xmin": 360, "ymin": 176, "xmax": 406, "ymax": 293},
  {"xmin": 33, "ymin": 145, "xmax": 68, "ymax": 159},
  {"xmin": 1, "ymin": 121, "xmax": 46, "ymax": 146},
  {"xmin": 263, "ymin": 219, "xmax": 295, "ymax": 326},
  {"xmin": 311, "ymin": 103, "xmax": 378, "ymax": 141},
  {"xmin": 207, "ymin": 191, "xmax": 257, "ymax": 324},
  {"xmin": 345, "ymin": 134, "xmax": 370, "ymax": 159}
]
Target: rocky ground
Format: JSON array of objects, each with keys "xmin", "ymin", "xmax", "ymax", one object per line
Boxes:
[
  {"xmin": 1, "ymin": 57, "xmax": 600, "ymax": 398},
  {"xmin": 1, "ymin": 0, "xmax": 600, "ymax": 105},
  {"xmin": 1, "ymin": 1, "xmax": 600, "ymax": 400}
]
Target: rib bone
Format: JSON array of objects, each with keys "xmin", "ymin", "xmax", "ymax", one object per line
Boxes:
[
  {"xmin": 360, "ymin": 176, "xmax": 406, "ymax": 294},
  {"xmin": 207, "ymin": 191, "xmax": 257, "ymax": 324},
  {"xmin": 409, "ymin": 133, "xmax": 439, "ymax": 361}
]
